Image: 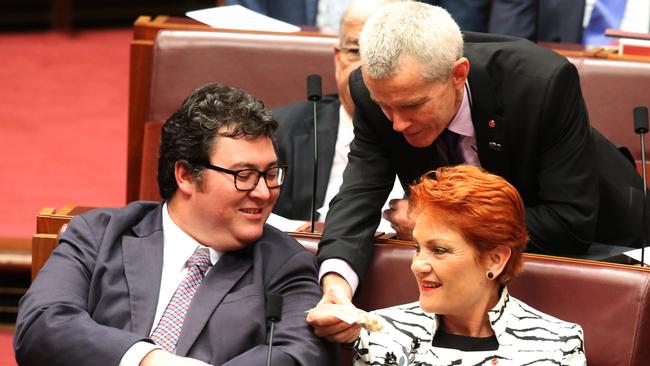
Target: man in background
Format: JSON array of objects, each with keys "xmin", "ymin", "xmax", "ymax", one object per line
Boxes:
[
  {"xmin": 272, "ymin": 0, "xmax": 404, "ymax": 228},
  {"xmin": 223, "ymin": 0, "xmax": 491, "ymax": 33}
]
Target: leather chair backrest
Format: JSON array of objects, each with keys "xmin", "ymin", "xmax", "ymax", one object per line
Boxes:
[
  {"xmin": 567, "ymin": 55, "xmax": 650, "ymax": 160},
  {"xmin": 139, "ymin": 30, "xmax": 338, "ymax": 200},
  {"xmin": 510, "ymin": 255, "xmax": 650, "ymax": 366}
]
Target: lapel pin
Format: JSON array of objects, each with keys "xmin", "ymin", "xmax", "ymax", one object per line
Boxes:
[
  {"xmin": 488, "ymin": 120, "xmax": 496, "ymax": 128},
  {"xmin": 488, "ymin": 141, "xmax": 502, "ymax": 151}
]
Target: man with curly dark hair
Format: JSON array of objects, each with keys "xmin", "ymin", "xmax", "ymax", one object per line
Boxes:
[{"xmin": 15, "ymin": 83, "xmax": 337, "ymax": 366}]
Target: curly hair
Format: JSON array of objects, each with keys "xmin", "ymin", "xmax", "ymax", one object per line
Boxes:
[
  {"xmin": 409, "ymin": 165, "xmax": 528, "ymax": 284},
  {"xmin": 157, "ymin": 83, "xmax": 277, "ymax": 200}
]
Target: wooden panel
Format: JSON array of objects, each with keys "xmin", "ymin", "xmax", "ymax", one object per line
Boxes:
[
  {"xmin": 127, "ymin": 40, "xmax": 155, "ymax": 202},
  {"xmin": 31, "ymin": 234, "xmax": 58, "ymax": 280}
]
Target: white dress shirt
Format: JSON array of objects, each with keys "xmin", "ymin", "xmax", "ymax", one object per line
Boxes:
[{"xmin": 119, "ymin": 202, "xmax": 221, "ymax": 366}]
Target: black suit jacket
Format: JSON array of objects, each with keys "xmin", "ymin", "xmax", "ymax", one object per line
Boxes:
[
  {"xmin": 273, "ymin": 95, "xmax": 340, "ymax": 220},
  {"xmin": 15, "ymin": 201, "xmax": 337, "ymax": 366},
  {"xmin": 318, "ymin": 32, "xmax": 646, "ymax": 281}
]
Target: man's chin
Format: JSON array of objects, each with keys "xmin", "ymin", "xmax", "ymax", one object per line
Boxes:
[{"xmin": 405, "ymin": 136, "xmax": 435, "ymax": 148}]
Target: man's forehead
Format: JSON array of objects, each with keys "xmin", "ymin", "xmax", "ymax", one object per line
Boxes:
[
  {"xmin": 340, "ymin": 34, "xmax": 360, "ymax": 47},
  {"xmin": 340, "ymin": 17, "xmax": 364, "ymax": 43},
  {"xmin": 364, "ymin": 76, "xmax": 433, "ymax": 106},
  {"xmin": 211, "ymin": 135, "xmax": 276, "ymax": 163}
]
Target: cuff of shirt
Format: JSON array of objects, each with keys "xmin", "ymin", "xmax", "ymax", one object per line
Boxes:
[
  {"xmin": 318, "ymin": 258, "xmax": 359, "ymax": 295},
  {"xmin": 119, "ymin": 341, "xmax": 161, "ymax": 366}
]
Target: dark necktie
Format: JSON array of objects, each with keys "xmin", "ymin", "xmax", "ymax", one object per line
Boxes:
[
  {"xmin": 438, "ymin": 129, "xmax": 463, "ymax": 166},
  {"xmin": 150, "ymin": 249, "xmax": 212, "ymax": 353}
]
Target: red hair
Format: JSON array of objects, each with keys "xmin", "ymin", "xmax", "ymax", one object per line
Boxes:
[{"xmin": 409, "ymin": 165, "xmax": 528, "ymax": 284}]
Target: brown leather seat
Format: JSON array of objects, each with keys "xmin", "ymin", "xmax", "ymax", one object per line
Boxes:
[
  {"xmin": 567, "ymin": 55, "xmax": 650, "ymax": 160},
  {"xmin": 136, "ymin": 29, "xmax": 338, "ymax": 201}
]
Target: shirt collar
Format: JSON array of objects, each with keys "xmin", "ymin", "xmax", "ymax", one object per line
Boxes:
[
  {"xmin": 338, "ymin": 104, "xmax": 354, "ymax": 144},
  {"xmin": 427, "ymin": 286, "xmax": 512, "ymax": 347},
  {"xmin": 446, "ymin": 82, "xmax": 474, "ymax": 138},
  {"xmin": 486, "ymin": 286, "xmax": 511, "ymax": 341},
  {"xmin": 162, "ymin": 202, "xmax": 221, "ymax": 269}
]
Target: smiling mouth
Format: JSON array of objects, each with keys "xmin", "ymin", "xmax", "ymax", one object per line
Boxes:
[
  {"xmin": 240, "ymin": 208, "xmax": 263, "ymax": 214},
  {"xmin": 421, "ymin": 281, "xmax": 441, "ymax": 289}
]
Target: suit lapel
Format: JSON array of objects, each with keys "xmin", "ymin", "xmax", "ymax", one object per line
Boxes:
[
  {"xmin": 123, "ymin": 205, "xmax": 164, "ymax": 336},
  {"xmin": 174, "ymin": 249, "xmax": 253, "ymax": 356},
  {"xmin": 466, "ymin": 52, "xmax": 511, "ymax": 179}
]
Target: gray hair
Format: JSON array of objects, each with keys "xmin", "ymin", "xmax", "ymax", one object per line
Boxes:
[
  {"xmin": 360, "ymin": 2, "xmax": 464, "ymax": 82},
  {"xmin": 338, "ymin": 0, "xmax": 405, "ymax": 41}
]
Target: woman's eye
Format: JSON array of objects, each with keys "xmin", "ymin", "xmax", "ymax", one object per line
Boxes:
[{"xmin": 433, "ymin": 247, "xmax": 448, "ymax": 255}]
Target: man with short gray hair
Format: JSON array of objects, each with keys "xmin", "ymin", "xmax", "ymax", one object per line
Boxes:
[{"xmin": 307, "ymin": 1, "xmax": 646, "ymax": 343}]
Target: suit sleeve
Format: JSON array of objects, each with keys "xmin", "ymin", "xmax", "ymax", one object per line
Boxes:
[
  {"xmin": 317, "ymin": 82, "xmax": 397, "ymax": 283},
  {"xmin": 13, "ymin": 215, "xmax": 147, "ymax": 366},
  {"xmin": 525, "ymin": 62, "xmax": 597, "ymax": 254},
  {"xmin": 222, "ymin": 249, "xmax": 338, "ymax": 366}
]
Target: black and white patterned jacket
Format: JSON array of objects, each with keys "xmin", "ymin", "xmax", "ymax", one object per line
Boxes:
[{"xmin": 353, "ymin": 287, "xmax": 586, "ymax": 365}]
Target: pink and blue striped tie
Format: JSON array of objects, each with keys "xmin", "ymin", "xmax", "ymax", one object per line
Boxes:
[{"xmin": 150, "ymin": 249, "xmax": 211, "ymax": 353}]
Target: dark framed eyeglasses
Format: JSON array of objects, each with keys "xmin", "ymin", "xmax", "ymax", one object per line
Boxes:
[{"xmin": 197, "ymin": 162, "xmax": 288, "ymax": 191}]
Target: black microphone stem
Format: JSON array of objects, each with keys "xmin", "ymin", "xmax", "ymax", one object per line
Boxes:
[
  {"xmin": 633, "ymin": 106, "xmax": 649, "ymax": 267},
  {"xmin": 266, "ymin": 321, "xmax": 276, "ymax": 366},
  {"xmin": 306, "ymin": 74, "xmax": 322, "ymax": 233},
  {"xmin": 640, "ymin": 133, "xmax": 647, "ymax": 267},
  {"xmin": 311, "ymin": 100, "xmax": 318, "ymax": 233},
  {"xmin": 265, "ymin": 293, "xmax": 283, "ymax": 366}
]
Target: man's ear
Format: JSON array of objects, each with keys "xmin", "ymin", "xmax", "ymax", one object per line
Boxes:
[
  {"xmin": 174, "ymin": 160, "xmax": 196, "ymax": 196},
  {"xmin": 486, "ymin": 245, "xmax": 511, "ymax": 278},
  {"xmin": 451, "ymin": 57, "xmax": 470, "ymax": 88}
]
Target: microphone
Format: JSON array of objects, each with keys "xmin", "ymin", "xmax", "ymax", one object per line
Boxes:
[
  {"xmin": 265, "ymin": 293, "xmax": 283, "ymax": 366},
  {"xmin": 307, "ymin": 74, "xmax": 322, "ymax": 233},
  {"xmin": 633, "ymin": 106, "xmax": 648, "ymax": 266}
]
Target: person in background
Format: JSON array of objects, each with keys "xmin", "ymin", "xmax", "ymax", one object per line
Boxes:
[
  {"xmin": 488, "ymin": 0, "xmax": 650, "ymax": 45},
  {"xmin": 489, "ymin": 0, "xmax": 586, "ymax": 43},
  {"xmin": 307, "ymin": 1, "xmax": 646, "ymax": 344},
  {"xmin": 272, "ymin": 0, "xmax": 404, "ymax": 228},
  {"xmin": 14, "ymin": 83, "xmax": 336, "ymax": 366},
  {"xmin": 353, "ymin": 165, "xmax": 586, "ymax": 365},
  {"xmin": 222, "ymin": 0, "xmax": 491, "ymax": 33}
]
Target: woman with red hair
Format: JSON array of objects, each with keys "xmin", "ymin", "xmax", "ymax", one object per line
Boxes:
[{"xmin": 353, "ymin": 165, "xmax": 586, "ymax": 365}]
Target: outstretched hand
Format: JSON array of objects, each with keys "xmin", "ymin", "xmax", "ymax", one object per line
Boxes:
[
  {"xmin": 306, "ymin": 273, "xmax": 361, "ymax": 343},
  {"xmin": 383, "ymin": 198, "xmax": 414, "ymax": 240}
]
